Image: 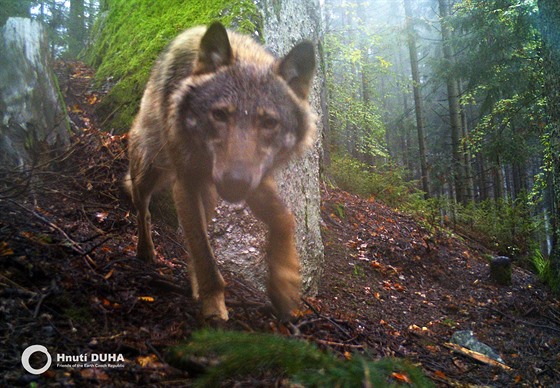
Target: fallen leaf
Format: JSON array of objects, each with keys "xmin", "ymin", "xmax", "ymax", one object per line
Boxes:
[
  {"xmin": 95, "ymin": 211, "xmax": 109, "ymax": 222},
  {"xmin": 0, "ymin": 241, "xmax": 14, "ymax": 256},
  {"xmin": 391, "ymin": 372, "xmax": 411, "ymax": 383},
  {"xmin": 136, "ymin": 354, "xmax": 158, "ymax": 367},
  {"xmin": 87, "ymin": 94, "xmax": 98, "ymax": 105}
]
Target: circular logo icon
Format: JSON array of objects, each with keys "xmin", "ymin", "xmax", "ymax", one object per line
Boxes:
[{"xmin": 21, "ymin": 345, "xmax": 52, "ymax": 375}]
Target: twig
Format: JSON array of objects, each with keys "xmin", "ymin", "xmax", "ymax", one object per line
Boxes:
[
  {"xmin": 82, "ymin": 236, "xmax": 112, "ymax": 257},
  {"xmin": 146, "ymin": 340, "xmax": 167, "ymax": 366},
  {"xmin": 8, "ymin": 199, "xmax": 97, "ymax": 268},
  {"xmin": 444, "ymin": 342, "xmax": 512, "ymax": 371},
  {"xmin": 303, "ymin": 336, "xmax": 365, "ymax": 349},
  {"xmin": 486, "ymin": 307, "xmax": 560, "ymax": 335},
  {"xmin": 33, "ymin": 291, "xmax": 51, "ymax": 318},
  {"xmin": 301, "ymin": 297, "xmax": 352, "ymax": 339},
  {"xmin": 0, "ymin": 273, "xmax": 37, "ymax": 296}
]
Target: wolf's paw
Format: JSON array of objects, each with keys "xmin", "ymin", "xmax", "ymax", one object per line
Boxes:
[
  {"xmin": 136, "ymin": 248, "xmax": 155, "ymax": 263},
  {"xmin": 201, "ymin": 293, "xmax": 229, "ymax": 322}
]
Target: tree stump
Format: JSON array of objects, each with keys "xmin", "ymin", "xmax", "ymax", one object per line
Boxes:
[
  {"xmin": 490, "ymin": 256, "xmax": 512, "ymax": 285},
  {"xmin": 0, "ymin": 17, "xmax": 69, "ymax": 169}
]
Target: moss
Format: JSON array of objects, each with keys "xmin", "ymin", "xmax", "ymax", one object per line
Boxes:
[{"xmin": 86, "ymin": 0, "xmax": 261, "ymax": 132}]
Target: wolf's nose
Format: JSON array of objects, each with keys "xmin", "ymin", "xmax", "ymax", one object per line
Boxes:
[{"xmin": 219, "ymin": 169, "xmax": 252, "ymax": 203}]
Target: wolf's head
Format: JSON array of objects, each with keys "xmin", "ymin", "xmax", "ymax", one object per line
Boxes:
[{"xmin": 171, "ymin": 22, "xmax": 316, "ymax": 203}]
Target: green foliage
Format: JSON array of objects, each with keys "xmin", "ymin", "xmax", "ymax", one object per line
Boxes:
[
  {"xmin": 0, "ymin": 0, "xmax": 30, "ymax": 26},
  {"xmin": 334, "ymin": 202, "xmax": 346, "ymax": 219},
  {"xmin": 330, "ymin": 153, "xmax": 540, "ymax": 258},
  {"xmin": 324, "ymin": 28, "xmax": 390, "ymax": 160},
  {"xmin": 329, "ymin": 154, "xmax": 423, "ymax": 208},
  {"xmin": 531, "ymin": 249, "xmax": 560, "ymax": 293},
  {"xmin": 453, "ymin": 0, "xmax": 543, "ymax": 165},
  {"xmin": 458, "ymin": 197, "xmax": 538, "ymax": 257},
  {"xmin": 167, "ymin": 329, "xmax": 433, "ymax": 387},
  {"xmin": 412, "ymin": 194, "xmax": 540, "ymax": 258},
  {"xmin": 86, "ymin": 0, "xmax": 260, "ymax": 132}
]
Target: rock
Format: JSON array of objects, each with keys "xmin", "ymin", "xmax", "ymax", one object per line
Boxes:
[
  {"xmin": 490, "ymin": 256, "xmax": 512, "ymax": 285},
  {"xmin": 0, "ymin": 17, "xmax": 69, "ymax": 169}
]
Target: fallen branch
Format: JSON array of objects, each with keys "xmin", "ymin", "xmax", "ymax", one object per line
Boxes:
[
  {"xmin": 303, "ymin": 336, "xmax": 365, "ymax": 349},
  {"xmin": 444, "ymin": 343, "xmax": 512, "ymax": 371}
]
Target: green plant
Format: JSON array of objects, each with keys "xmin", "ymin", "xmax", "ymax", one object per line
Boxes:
[
  {"xmin": 328, "ymin": 154, "xmax": 423, "ymax": 208},
  {"xmin": 531, "ymin": 249, "xmax": 560, "ymax": 293},
  {"xmin": 167, "ymin": 329, "xmax": 434, "ymax": 387},
  {"xmin": 407, "ymin": 194, "xmax": 541, "ymax": 258},
  {"xmin": 334, "ymin": 202, "xmax": 346, "ymax": 219}
]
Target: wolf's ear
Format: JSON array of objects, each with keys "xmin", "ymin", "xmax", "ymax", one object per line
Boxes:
[
  {"xmin": 276, "ymin": 41, "xmax": 315, "ymax": 99},
  {"xmin": 195, "ymin": 22, "xmax": 233, "ymax": 74}
]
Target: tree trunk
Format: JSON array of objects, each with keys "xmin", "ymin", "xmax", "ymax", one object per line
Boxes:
[
  {"xmin": 68, "ymin": 0, "xmax": 86, "ymax": 57},
  {"xmin": 403, "ymin": 0, "xmax": 430, "ymax": 198},
  {"xmin": 0, "ymin": 0, "xmax": 31, "ymax": 27},
  {"xmin": 213, "ymin": 0, "xmax": 325, "ymax": 296},
  {"xmin": 0, "ymin": 17, "xmax": 69, "ymax": 169},
  {"xmin": 460, "ymin": 89, "xmax": 475, "ymax": 202},
  {"xmin": 318, "ymin": 41, "xmax": 331, "ymax": 167},
  {"xmin": 492, "ymin": 156, "xmax": 504, "ymax": 202},
  {"xmin": 477, "ymin": 155, "xmax": 488, "ymax": 201},
  {"xmin": 438, "ymin": 0, "xmax": 465, "ymax": 205},
  {"xmin": 538, "ymin": 0, "xmax": 560, "ymax": 274},
  {"xmin": 260, "ymin": 0, "xmax": 324, "ymax": 294}
]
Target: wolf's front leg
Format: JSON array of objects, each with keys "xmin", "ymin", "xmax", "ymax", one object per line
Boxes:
[
  {"xmin": 173, "ymin": 179, "xmax": 228, "ymax": 321},
  {"xmin": 247, "ymin": 176, "xmax": 301, "ymax": 319}
]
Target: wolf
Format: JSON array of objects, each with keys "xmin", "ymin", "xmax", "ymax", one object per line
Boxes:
[{"xmin": 125, "ymin": 22, "xmax": 316, "ymax": 321}]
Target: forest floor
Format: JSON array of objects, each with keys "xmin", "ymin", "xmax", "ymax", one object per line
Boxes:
[{"xmin": 2, "ymin": 61, "xmax": 560, "ymax": 387}]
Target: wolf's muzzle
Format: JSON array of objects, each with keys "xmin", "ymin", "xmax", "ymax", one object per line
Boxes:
[{"xmin": 216, "ymin": 167, "xmax": 255, "ymax": 203}]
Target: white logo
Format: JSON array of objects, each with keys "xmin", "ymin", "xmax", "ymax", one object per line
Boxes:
[{"xmin": 21, "ymin": 345, "xmax": 52, "ymax": 375}]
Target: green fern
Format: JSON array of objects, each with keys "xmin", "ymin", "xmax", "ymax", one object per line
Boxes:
[{"xmin": 167, "ymin": 329, "xmax": 434, "ymax": 387}]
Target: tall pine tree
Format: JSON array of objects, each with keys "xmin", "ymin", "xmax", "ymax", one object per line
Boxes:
[{"xmin": 538, "ymin": 0, "xmax": 560, "ymax": 280}]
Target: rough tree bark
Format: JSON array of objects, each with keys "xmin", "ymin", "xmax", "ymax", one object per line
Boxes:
[
  {"xmin": 208, "ymin": 2, "xmax": 325, "ymax": 296},
  {"xmin": 261, "ymin": 0, "xmax": 324, "ymax": 294},
  {"xmin": 0, "ymin": 17, "xmax": 69, "ymax": 169}
]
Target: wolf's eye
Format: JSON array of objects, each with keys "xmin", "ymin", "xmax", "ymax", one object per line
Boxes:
[
  {"xmin": 211, "ymin": 108, "xmax": 228, "ymax": 123},
  {"xmin": 260, "ymin": 116, "xmax": 279, "ymax": 131}
]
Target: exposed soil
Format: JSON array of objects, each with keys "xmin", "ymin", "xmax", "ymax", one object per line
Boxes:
[{"xmin": 1, "ymin": 61, "xmax": 559, "ymax": 386}]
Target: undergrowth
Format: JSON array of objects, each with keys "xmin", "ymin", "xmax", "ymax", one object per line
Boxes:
[
  {"xmin": 328, "ymin": 153, "xmax": 423, "ymax": 208},
  {"xmin": 531, "ymin": 249, "xmax": 560, "ymax": 293},
  {"xmin": 168, "ymin": 329, "xmax": 434, "ymax": 387},
  {"xmin": 328, "ymin": 153, "xmax": 543, "ymax": 259}
]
